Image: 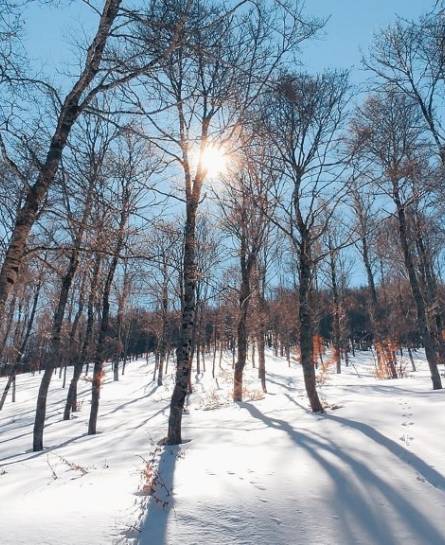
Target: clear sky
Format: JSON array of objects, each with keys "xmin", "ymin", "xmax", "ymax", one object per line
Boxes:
[
  {"xmin": 300, "ymin": 0, "xmax": 430, "ymax": 79},
  {"xmin": 22, "ymin": 0, "xmax": 432, "ymax": 89}
]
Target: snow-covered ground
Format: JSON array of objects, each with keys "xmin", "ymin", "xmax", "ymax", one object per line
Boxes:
[{"xmin": 1, "ymin": 350, "xmax": 445, "ymax": 545}]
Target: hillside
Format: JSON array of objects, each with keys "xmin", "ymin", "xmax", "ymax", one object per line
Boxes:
[{"xmin": 1, "ymin": 351, "xmax": 445, "ymax": 545}]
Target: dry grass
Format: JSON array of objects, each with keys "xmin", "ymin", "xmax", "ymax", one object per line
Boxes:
[{"xmin": 241, "ymin": 386, "xmax": 265, "ymax": 401}]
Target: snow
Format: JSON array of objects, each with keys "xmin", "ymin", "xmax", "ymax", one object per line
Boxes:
[{"xmin": 1, "ymin": 350, "xmax": 445, "ymax": 545}]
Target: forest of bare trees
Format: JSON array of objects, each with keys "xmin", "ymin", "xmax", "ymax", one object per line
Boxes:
[{"xmin": 1, "ymin": 0, "xmax": 445, "ymax": 456}]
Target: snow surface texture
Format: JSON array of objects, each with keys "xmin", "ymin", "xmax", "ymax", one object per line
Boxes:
[{"xmin": 1, "ymin": 350, "xmax": 445, "ymax": 545}]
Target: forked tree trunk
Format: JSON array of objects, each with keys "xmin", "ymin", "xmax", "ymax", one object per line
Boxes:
[
  {"xmin": 359, "ymin": 217, "xmax": 397, "ymax": 378},
  {"xmin": 88, "ymin": 258, "xmax": 118, "ymax": 434},
  {"xmin": 121, "ymin": 327, "xmax": 131, "ymax": 376},
  {"xmin": 63, "ymin": 275, "xmax": 87, "ymax": 390},
  {"xmin": 34, "ymin": 172, "xmax": 96, "ymax": 439},
  {"xmin": 408, "ymin": 347, "xmax": 416, "ymax": 372},
  {"xmin": 212, "ymin": 324, "xmax": 218, "ymax": 378},
  {"xmin": 393, "ymin": 184, "xmax": 442, "ymax": 390}
]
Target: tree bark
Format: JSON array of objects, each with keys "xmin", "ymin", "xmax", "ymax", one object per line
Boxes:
[
  {"xmin": 328, "ymin": 245, "xmax": 342, "ymax": 374},
  {"xmin": 233, "ymin": 233, "xmax": 253, "ymax": 401},
  {"xmin": 299, "ymin": 238, "xmax": 324, "ymax": 412},
  {"xmin": 254, "ymin": 263, "xmax": 267, "ymax": 393},
  {"xmin": 33, "ymin": 249, "xmax": 79, "ymax": 451},
  {"xmin": 167, "ymin": 197, "xmax": 198, "ymax": 444},
  {"xmin": 113, "ymin": 261, "xmax": 129, "ymax": 381}
]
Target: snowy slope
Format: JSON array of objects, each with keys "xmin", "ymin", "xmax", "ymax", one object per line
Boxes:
[{"xmin": 1, "ymin": 350, "xmax": 445, "ymax": 545}]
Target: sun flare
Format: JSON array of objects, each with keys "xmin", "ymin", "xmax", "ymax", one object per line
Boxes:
[{"xmin": 199, "ymin": 145, "xmax": 228, "ymax": 178}]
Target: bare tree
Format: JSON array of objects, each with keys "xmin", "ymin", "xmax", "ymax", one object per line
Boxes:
[
  {"xmin": 365, "ymin": 9, "xmax": 445, "ymax": 162},
  {"xmin": 217, "ymin": 144, "xmax": 272, "ymax": 400},
  {"xmin": 261, "ymin": 70, "xmax": 350, "ymax": 412},
  {"xmin": 351, "ymin": 88, "xmax": 442, "ymax": 389}
]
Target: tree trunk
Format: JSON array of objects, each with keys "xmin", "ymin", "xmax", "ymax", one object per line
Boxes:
[
  {"xmin": 408, "ymin": 347, "xmax": 416, "ymax": 372},
  {"xmin": 167, "ymin": 196, "xmax": 198, "ymax": 444},
  {"xmin": 33, "ymin": 250, "xmax": 79, "ymax": 451},
  {"xmin": 254, "ymin": 262, "xmax": 267, "ymax": 393},
  {"xmin": 257, "ymin": 332, "xmax": 267, "ymax": 393},
  {"xmin": 0, "ymin": 294, "xmax": 17, "ymax": 361},
  {"xmin": 157, "ymin": 260, "xmax": 168, "ymax": 386},
  {"xmin": 299, "ymin": 239, "xmax": 324, "ymax": 412},
  {"xmin": 328, "ymin": 245, "xmax": 342, "ymax": 374},
  {"xmin": 414, "ymin": 217, "xmax": 445, "ymax": 363},
  {"xmin": 233, "ymin": 234, "xmax": 252, "ymax": 401}
]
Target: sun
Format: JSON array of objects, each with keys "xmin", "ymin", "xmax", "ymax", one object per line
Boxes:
[{"xmin": 198, "ymin": 144, "xmax": 228, "ymax": 178}]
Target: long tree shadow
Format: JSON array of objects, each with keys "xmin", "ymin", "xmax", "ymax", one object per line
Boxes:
[
  {"xmin": 0, "ymin": 432, "xmax": 88, "ymax": 467},
  {"xmin": 284, "ymin": 391, "xmax": 445, "ymax": 491},
  {"xmin": 240, "ymin": 402, "xmax": 445, "ymax": 545},
  {"xmin": 266, "ymin": 376, "xmax": 299, "ymax": 392},
  {"xmin": 102, "ymin": 386, "xmax": 159, "ymax": 418},
  {"xmin": 324, "ymin": 413, "xmax": 445, "ymax": 491},
  {"xmin": 128, "ymin": 445, "xmax": 179, "ymax": 545},
  {"xmin": 321, "ymin": 383, "xmax": 445, "ymax": 396}
]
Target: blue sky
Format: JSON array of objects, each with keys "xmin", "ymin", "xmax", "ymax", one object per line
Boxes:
[
  {"xmin": 23, "ymin": 0, "xmax": 432, "ymax": 89},
  {"xmin": 300, "ymin": 0, "xmax": 430, "ymax": 78}
]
